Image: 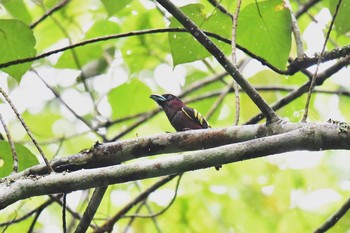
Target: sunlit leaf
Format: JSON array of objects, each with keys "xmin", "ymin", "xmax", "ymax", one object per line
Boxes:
[
  {"xmin": 121, "ymin": 8, "xmax": 168, "ymax": 73},
  {"xmin": 108, "ymin": 78, "xmax": 153, "ymax": 119},
  {"xmin": 236, "ymin": 0, "xmax": 291, "ymax": 69},
  {"xmin": 0, "ymin": 141, "xmax": 39, "ymax": 178},
  {"xmin": 22, "ymin": 110, "xmax": 62, "ymax": 139},
  {"xmin": 0, "ymin": 19, "xmax": 36, "ymax": 81},
  {"xmin": 329, "ymin": 0, "xmax": 350, "ymax": 36},
  {"xmin": 1, "ymin": 0, "xmax": 32, "ymax": 24},
  {"xmin": 101, "ymin": 0, "xmax": 132, "ymax": 16},
  {"xmin": 169, "ymin": 4, "xmax": 232, "ymax": 66},
  {"xmin": 55, "ymin": 19, "xmax": 120, "ymax": 69}
]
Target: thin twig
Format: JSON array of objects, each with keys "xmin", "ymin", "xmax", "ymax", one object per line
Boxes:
[
  {"xmin": 133, "ymin": 182, "xmax": 162, "ymax": 233},
  {"xmin": 27, "ymin": 205, "xmax": 45, "ymax": 233},
  {"xmin": 48, "ymin": 14, "xmax": 103, "ymax": 118},
  {"xmin": 0, "ymin": 113, "xmax": 18, "ymax": 173},
  {"xmin": 314, "ymin": 196, "xmax": 350, "ymax": 233},
  {"xmin": 0, "ymin": 194, "xmax": 61, "ymax": 227},
  {"xmin": 206, "ymin": 82, "xmax": 232, "ymax": 121},
  {"xmin": 122, "ymin": 200, "xmax": 148, "ymax": 233},
  {"xmin": 123, "ymin": 174, "xmax": 183, "ymax": 219},
  {"xmin": 32, "ymin": 69, "xmax": 94, "ymax": 131},
  {"xmin": 231, "ymin": 0, "xmax": 242, "ymax": 125},
  {"xmin": 93, "ymin": 175, "xmax": 178, "ymax": 233},
  {"xmin": 286, "ymin": 0, "xmax": 304, "ymax": 59},
  {"xmin": 1, "ymin": 214, "xmax": 16, "ymax": 233},
  {"xmin": 301, "ymin": 0, "xmax": 343, "ymax": 122},
  {"xmin": 62, "ymin": 193, "xmax": 67, "ymax": 233},
  {"xmin": 207, "ymin": 0, "xmax": 233, "ymax": 18},
  {"xmin": 0, "ymin": 87, "xmax": 53, "ymax": 172},
  {"xmin": 49, "ymin": 194, "xmax": 98, "ymax": 230},
  {"xmin": 295, "ymin": 0, "xmax": 321, "ymax": 18},
  {"xmin": 30, "ymin": 0, "xmax": 70, "ymax": 28}
]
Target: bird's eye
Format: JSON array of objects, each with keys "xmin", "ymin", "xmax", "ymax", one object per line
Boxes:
[{"xmin": 167, "ymin": 95, "xmax": 173, "ymax": 100}]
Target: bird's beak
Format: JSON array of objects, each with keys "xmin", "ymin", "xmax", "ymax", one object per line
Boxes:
[{"xmin": 150, "ymin": 94, "xmax": 167, "ymax": 104}]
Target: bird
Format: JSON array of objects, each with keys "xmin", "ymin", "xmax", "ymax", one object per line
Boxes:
[
  {"xmin": 150, "ymin": 94, "xmax": 221, "ymax": 170},
  {"xmin": 150, "ymin": 94, "xmax": 210, "ymax": 132}
]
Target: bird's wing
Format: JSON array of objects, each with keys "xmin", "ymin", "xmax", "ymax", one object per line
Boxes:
[{"xmin": 181, "ymin": 106, "xmax": 210, "ymax": 128}]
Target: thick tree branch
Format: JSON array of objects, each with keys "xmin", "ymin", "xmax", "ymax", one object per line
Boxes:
[
  {"xmin": 1, "ymin": 122, "xmax": 349, "ymax": 210},
  {"xmin": 3, "ymin": 123, "xmax": 296, "ymax": 179},
  {"xmin": 4, "ymin": 122, "xmax": 349, "ymax": 181}
]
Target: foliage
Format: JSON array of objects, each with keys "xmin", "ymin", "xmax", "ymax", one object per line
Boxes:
[{"xmin": 0, "ymin": 0, "xmax": 350, "ymax": 232}]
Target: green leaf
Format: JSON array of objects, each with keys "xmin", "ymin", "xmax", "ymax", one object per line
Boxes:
[
  {"xmin": 339, "ymin": 95, "xmax": 350, "ymax": 122},
  {"xmin": 22, "ymin": 110, "xmax": 62, "ymax": 139},
  {"xmin": 0, "ymin": 141, "xmax": 39, "ymax": 178},
  {"xmin": 329, "ymin": 0, "xmax": 350, "ymax": 37},
  {"xmin": 55, "ymin": 19, "xmax": 120, "ymax": 69},
  {"xmin": 108, "ymin": 78, "xmax": 153, "ymax": 119},
  {"xmin": 169, "ymin": 4, "xmax": 232, "ymax": 66},
  {"xmin": 101, "ymin": 0, "xmax": 132, "ymax": 16},
  {"xmin": 121, "ymin": 8, "xmax": 168, "ymax": 73},
  {"xmin": 0, "ymin": 19, "xmax": 36, "ymax": 81},
  {"xmin": 1, "ymin": 0, "xmax": 32, "ymax": 24},
  {"xmin": 236, "ymin": 0, "xmax": 292, "ymax": 69}
]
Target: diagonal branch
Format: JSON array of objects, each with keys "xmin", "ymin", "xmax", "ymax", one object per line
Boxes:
[
  {"xmin": 314, "ymin": 195, "xmax": 350, "ymax": 233},
  {"xmin": 156, "ymin": 0, "xmax": 280, "ymax": 123}
]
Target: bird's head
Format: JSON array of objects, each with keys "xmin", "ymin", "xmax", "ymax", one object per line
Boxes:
[{"xmin": 150, "ymin": 94, "xmax": 184, "ymax": 110}]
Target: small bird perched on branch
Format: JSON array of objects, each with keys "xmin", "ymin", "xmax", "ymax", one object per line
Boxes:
[
  {"xmin": 150, "ymin": 94, "xmax": 210, "ymax": 131},
  {"xmin": 150, "ymin": 93, "xmax": 221, "ymax": 170}
]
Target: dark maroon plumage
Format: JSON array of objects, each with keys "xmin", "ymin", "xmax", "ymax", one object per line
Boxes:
[
  {"xmin": 150, "ymin": 94, "xmax": 210, "ymax": 132},
  {"xmin": 150, "ymin": 94, "xmax": 220, "ymax": 170}
]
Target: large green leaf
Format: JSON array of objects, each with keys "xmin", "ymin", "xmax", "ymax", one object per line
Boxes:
[
  {"xmin": 0, "ymin": 19, "xmax": 36, "ymax": 81},
  {"xmin": 236, "ymin": 0, "xmax": 292, "ymax": 69},
  {"xmin": 169, "ymin": 4, "xmax": 232, "ymax": 66},
  {"xmin": 0, "ymin": 141, "xmax": 39, "ymax": 178},
  {"xmin": 108, "ymin": 78, "xmax": 153, "ymax": 119},
  {"xmin": 329, "ymin": 0, "xmax": 350, "ymax": 37}
]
